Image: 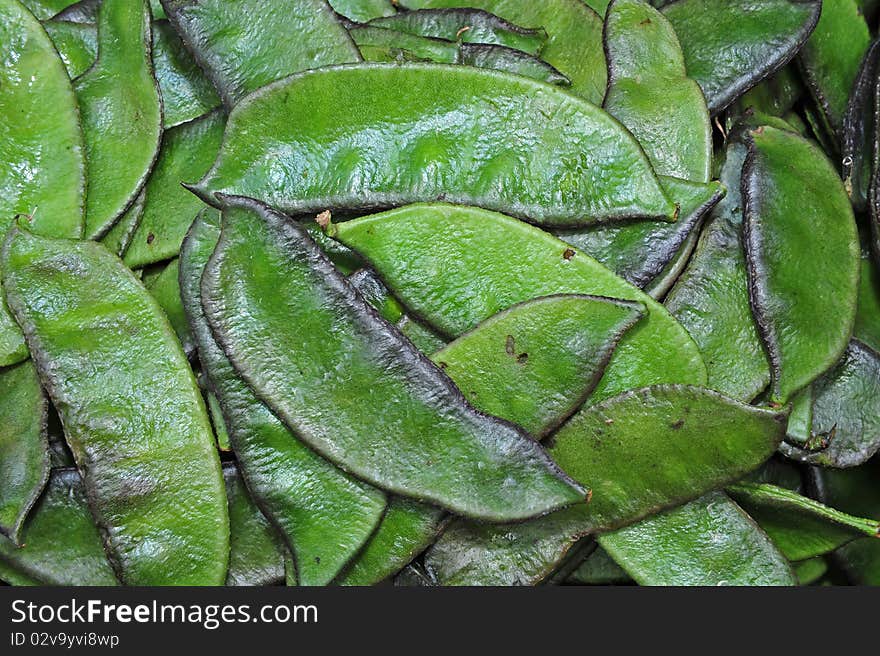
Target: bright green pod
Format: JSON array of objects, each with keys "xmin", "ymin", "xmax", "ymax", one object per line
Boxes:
[
  {"xmin": 424, "ymin": 386, "xmax": 788, "ymax": 585},
  {"xmin": 557, "ymin": 177, "xmax": 724, "ymax": 293},
  {"xmin": 146, "ymin": 259, "xmax": 194, "ymax": 356},
  {"xmin": 224, "ymin": 463, "xmax": 286, "ymax": 587},
  {"xmin": 161, "ymin": 0, "xmax": 360, "ymax": 107},
  {"xmin": 180, "ymin": 207, "xmax": 387, "ymax": 587},
  {"xmin": 75, "ymin": 0, "xmax": 162, "ymax": 239},
  {"xmin": 42, "ymin": 19, "xmax": 97, "ymax": 78},
  {"xmin": 599, "ymin": 491, "xmax": 796, "ymax": 586},
  {"xmin": 603, "ymin": 0, "xmax": 712, "ymax": 182},
  {"xmin": 400, "ymin": 0, "xmax": 607, "ymax": 104},
  {"xmin": 367, "ymin": 8, "xmax": 547, "ymax": 55},
  {"xmin": 0, "ymin": 0, "xmax": 86, "ymax": 367},
  {"xmin": 1, "ymin": 225, "xmax": 228, "ymax": 585},
  {"xmin": 0, "ymin": 360, "xmax": 49, "ymax": 544},
  {"xmin": 780, "ymin": 340, "xmax": 880, "ymax": 468},
  {"xmin": 152, "ymin": 20, "xmax": 221, "ymax": 129},
  {"xmin": 665, "ymin": 138, "xmax": 771, "ymax": 401},
  {"xmin": 124, "ymin": 110, "xmax": 224, "ymax": 268},
  {"xmin": 202, "ymin": 195, "xmax": 586, "ymax": 521},
  {"xmin": 728, "ymin": 482, "xmax": 880, "ymax": 562},
  {"xmin": 330, "ymin": 0, "xmax": 397, "ymax": 22},
  {"xmin": 193, "ymin": 64, "xmax": 675, "ymax": 228},
  {"xmin": 339, "ymin": 295, "xmax": 644, "ymax": 585},
  {"xmin": 660, "ymin": 0, "xmax": 821, "ymax": 114},
  {"xmin": 100, "ymin": 191, "xmax": 145, "ymax": 259},
  {"xmin": 743, "ymin": 126, "xmax": 860, "ymax": 404},
  {"xmin": 349, "ymin": 26, "xmax": 571, "ymax": 86},
  {"xmin": 797, "ymin": 0, "xmax": 870, "ymax": 139},
  {"xmin": 0, "ymin": 469, "xmax": 118, "ymax": 586},
  {"xmin": 815, "ymin": 461, "xmax": 880, "ymax": 585},
  {"xmin": 331, "ymin": 204, "xmax": 706, "ymax": 402}
]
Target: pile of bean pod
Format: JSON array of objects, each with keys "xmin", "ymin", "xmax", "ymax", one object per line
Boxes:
[{"xmin": 1, "ymin": 0, "xmax": 879, "ymax": 587}]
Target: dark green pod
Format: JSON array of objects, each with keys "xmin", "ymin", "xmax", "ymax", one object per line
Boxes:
[
  {"xmin": 180, "ymin": 207, "xmax": 387, "ymax": 587},
  {"xmin": 0, "ymin": 468, "xmax": 118, "ymax": 586},
  {"xmin": 780, "ymin": 340, "xmax": 880, "ymax": 468},
  {"xmin": 729, "ymin": 481, "xmax": 880, "ymax": 562},
  {"xmin": 660, "ymin": 0, "xmax": 821, "ymax": 114},
  {"xmin": 100, "ymin": 191, "xmax": 145, "ymax": 259},
  {"xmin": 367, "ymin": 8, "xmax": 547, "ymax": 55},
  {"xmin": 20, "ymin": 0, "xmax": 77, "ymax": 19},
  {"xmin": 0, "ymin": 359, "xmax": 49, "ymax": 544},
  {"xmin": 193, "ymin": 64, "xmax": 675, "ymax": 227},
  {"xmin": 558, "ymin": 177, "xmax": 724, "ymax": 292},
  {"xmin": 1, "ymin": 225, "xmax": 228, "ymax": 585},
  {"xmin": 797, "ymin": 0, "xmax": 870, "ymax": 139},
  {"xmin": 400, "ymin": 0, "xmax": 607, "ymax": 104},
  {"xmin": 124, "ymin": 110, "xmax": 224, "ymax": 268},
  {"xmin": 161, "ymin": 0, "xmax": 360, "ymax": 107},
  {"xmin": 201, "ymin": 195, "xmax": 586, "ymax": 521},
  {"xmin": 224, "ymin": 463, "xmax": 286, "ymax": 587},
  {"xmin": 743, "ymin": 126, "xmax": 859, "ymax": 404},
  {"xmin": 842, "ymin": 39, "xmax": 880, "ymax": 213},
  {"xmin": 75, "ymin": 0, "xmax": 162, "ymax": 239}
]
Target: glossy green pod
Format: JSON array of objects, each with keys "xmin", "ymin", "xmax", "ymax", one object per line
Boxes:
[
  {"xmin": 424, "ymin": 386, "xmax": 788, "ymax": 585},
  {"xmin": 660, "ymin": 0, "xmax": 821, "ymax": 114},
  {"xmin": 0, "ymin": 469, "xmax": 118, "ymax": 586},
  {"xmin": 728, "ymin": 482, "xmax": 880, "ymax": 562},
  {"xmin": 349, "ymin": 26, "xmax": 571, "ymax": 86},
  {"xmin": 161, "ymin": 0, "xmax": 360, "ymax": 107},
  {"xmin": 842, "ymin": 40, "xmax": 880, "ymax": 213},
  {"xmin": 797, "ymin": 0, "xmax": 870, "ymax": 139},
  {"xmin": 599, "ymin": 491, "xmax": 796, "ymax": 586},
  {"xmin": 665, "ymin": 138, "xmax": 771, "ymax": 401},
  {"xmin": 180, "ymin": 207, "xmax": 387, "ymax": 587},
  {"xmin": 124, "ymin": 110, "xmax": 224, "ymax": 268},
  {"xmin": 0, "ymin": 0, "xmax": 86, "ymax": 366},
  {"xmin": 0, "ymin": 360, "xmax": 49, "ymax": 543},
  {"xmin": 339, "ymin": 295, "xmax": 644, "ymax": 585},
  {"xmin": 146, "ymin": 259, "xmax": 194, "ymax": 356},
  {"xmin": 330, "ymin": 0, "xmax": 397, "ymax": 22},
  {"xmin": 193, "ymin": 64, "xmax": 674, "ymax": 227},
  {"xmin": 152, "ymin": 20, "xmax": 221, "ymax": 129},
  {"xmin": 432, "ymin": 295, "xmax": 644, "ymax": 439},
  {"xmin": 557, "ymin": 177, "xmax": 724, "ymax": 292},
  {"xmin": 603, "ymin": 0, "xmax": 712, "ymax": 182},
  {"xmin": 400, "ymin": 0, "xmax": 607, "ymax": 104},
  {"xmin": 42, "ymin": 19, "xmax": 97, "ymax": 78},
  {"xmin": 780, "ymin": 340, "xmax": 880, "ymax": 468},
  {"xmin": 224, "ymin": 463, "xmax": 285, "ymax": 587},
  {"xmin": 367, "ymin": 8, "xmax": 547, "ymax": 55},
  {"xmin": 742, "ymin": 126, "xmax": 859, "ymax": 404},
  {"xmin": 202, "ymin": 195, "xmax": 585, "ymax": 521},
  {"xmin": 1, "ymin": 225, "xmax": 228, "ymax": 585},
  {"xmin": 815, "ymin": 461, "xmax": 880, "ymax": 585},
  {"xmin": 75, "ymin": 0, "xmax": 162, "ymax": 239},
  {"xmin": 331, "ymin": 204, "xmax": 706, "ymax": 402}
]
